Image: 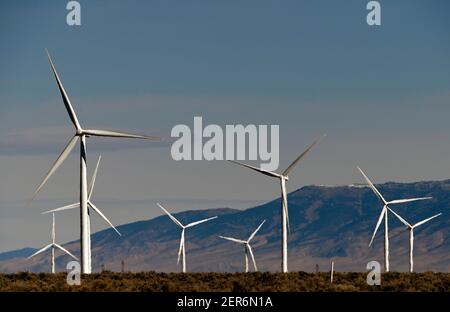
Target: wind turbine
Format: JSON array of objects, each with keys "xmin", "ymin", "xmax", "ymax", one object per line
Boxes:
[
  {"xmin": 157, "ymin": 203, "xmax": 218, "ymax": 273},
  {"xmin": 219, "ymin": 220, "xmax": 265, "ymax": 272},
  {"xmin": 27, "ymin": 50, "xmax": 160, "ymax": 274},
  {"xmin": 42, "ymin": 155, "xmax": 121, "ymax": 270},
  {"xmin": 28, "ymin": 213, "xmax": 78, "ymax": 273},
  {"xmin": 387, "ymin": 207, "xmax": 441, "ymax": 272},
  {"xmin": 228, "ymin": 135, "xmax": 324, "ymax": 273},
  {"xmin": 357, "ymin": 167, "xmax": 432, "ymax": 272}
]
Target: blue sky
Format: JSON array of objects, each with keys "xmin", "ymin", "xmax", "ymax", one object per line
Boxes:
[{"xmin": 0, "ymin": 0, "xmax": 450, "ymax": 251}]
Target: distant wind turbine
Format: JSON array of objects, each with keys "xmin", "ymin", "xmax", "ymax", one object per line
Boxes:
[
  {"xmin": 42, "ymin": 156, "xmax": 121, "ymax": 270},
  {"xmin": 157, "ymin": 203, "xmax": 217, "ymax": 273},
  {"xmin": 219, "ymin": 220, "xmax": 266, "ymax": 272},
  {"xmin": 387, "ymin": 207, "xmax": 441, "ymax": 272},
  {"xmin": 28, "ymin": 213, "xmax": 78, "ymax": 273},
  {"xmin": 27, "ymin": 50, "xmax": 160, "ymax": 274},
  {"xmin": 228, "ymin": 135, "xmax": 325, "ymax": 273},
  {"xmin": 357, "ymin": 167, "xmax": 432, "ymax": 272}
]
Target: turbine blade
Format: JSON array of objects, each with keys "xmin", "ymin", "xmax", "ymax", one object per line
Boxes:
[
  {"xmin": 27, "ymin": 244, "xmax": 52, "ymax": 259},
  {"xmin": 247, "ymin": 244, "xmax": 258, "ymax": 271},
  {"xmin": 42, "ymin": 202, "xmax": 79, "ymax": 214},
  {"xmin": 245, "ymin": 247, "xmax": 249, "ymax": 273},
  {"xmin": 284, "ymin": 202, "xmax": 290, "ymax": 234},
  {"xmin": 219, "ymin": 236, "xmax": 246, "ymax": 244},
  {"xmin": 89, "ymin": 201, "xmax": 121, "ymax": 236},
  {"xmin": 282, "ymin": 134, "xmax": 325, "ymax": 176},
  {"xmin": 227, "ymin": 160, "xmax": 280, "ymax": 178},
  {"xmin": 387, "ymin": 207, "xmax": 411, "ymax": 228},
  {"xmin": 177, "ymin": 230, "xmax": 184, "ymax": 264},
  {"xmin": 157, "ymin": 203, "xmax": 183, "ymax": 228},
  {"xmin": 45, "ymin": 49, "xmax": 82, "ymax": 131},
  {"xmin": 357, "ymin": 167, "xmax": 387, "ymax": 204},
  {"xmin": 185, "ymin": 216, "xmax": 218, "ymax": 228},
  {"xmin": 26, "ymin": 135, "xmax": 78, "ymax": 207},
  {"xmin": 413, "ymin": 213, "xmax": 442, "ymax": 228},
  {"xmin": 248, "ymin": 220, "xmax": 266, "ymax": 242},
  {"xmin": 369, "ymin": 206, "xmax": 387, "ymax": 247},
  {"xmin": 387, "ymin": 197, "xmax": 432, "ymax": 205},
  {"xmin": 83, "ymin": 129, "xmax": 160, "ymax": 141},
  {"xmin": 281, "ymin": 182, "xmax": 290, "ymax": 233},
  {"xmin": 88, "ymin": 155, "xmax": 102, "ymax": 201},
  {"xmin": 54, "ymin": 244, "xmax": 78, "ymax": 260}
]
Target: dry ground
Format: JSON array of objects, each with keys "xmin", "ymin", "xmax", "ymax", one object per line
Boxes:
[{"xmin": 0, "ymin": 272, "xmax": 449, "ymax": 292}]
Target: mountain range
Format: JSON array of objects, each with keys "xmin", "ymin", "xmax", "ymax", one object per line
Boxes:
[{"xmin": 0, "ymin": 179, "xmax": 448, "ymax": 273}]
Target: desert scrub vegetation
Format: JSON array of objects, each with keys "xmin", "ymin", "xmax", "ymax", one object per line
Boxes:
[{"xmin": 0, "ymin": 272, "xmax": 449, "ymax": 292}]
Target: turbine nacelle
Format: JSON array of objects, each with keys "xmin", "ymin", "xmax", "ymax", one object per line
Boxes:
[{"xmin": 75, "ymin": 130, "xmax": 91, "ymax": 138}]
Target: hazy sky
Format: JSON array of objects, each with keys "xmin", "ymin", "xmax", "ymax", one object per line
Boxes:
[{"xmin": 1, "ymin": 0, "xmax": 450, "ymax": 251}]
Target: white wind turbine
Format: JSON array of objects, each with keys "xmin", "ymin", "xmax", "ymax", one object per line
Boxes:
[
  {"xmin": 387, "ymin": 207, "xmax": 441, "ymax": 273},
  {"xmin": 28, "ymin": 213, "xmax": 78, "ymax": 273},
  {"xmin": 42, "ymin": 155, "xmax": 121, "ymax": 270},
  {"xmin": 219, "ymin": 220, "xmax": 266, "ymax": 272},
  {"xmin": 228, "ymin": 135, "xmax": 324, "ymax": 273},
  {"xmin": 357, "ymin": 167, "xmax": 432, "ymax": 272},
  {"xmin": 27, "ymin": 50, "xmax": 160, "ymax": 274},
  {"xmin": 157, "ymin": 203, "xmax": 218, "ymax": 273}
]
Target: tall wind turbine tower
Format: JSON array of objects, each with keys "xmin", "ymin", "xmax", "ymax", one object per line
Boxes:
[
  {"xmin": 228, "ymin": 136, "xmax": 324, "ymax": 272},
  {"xmin": 27, "ymin": 50, "xmax": 160, "ymax": 273},
  {"xmin": 28, "ymin": 213, "xmax": 78, "ymax": 273},
  {"xmin": 357, "ymin": 167, "xmax": 431, "ymax": 272}
]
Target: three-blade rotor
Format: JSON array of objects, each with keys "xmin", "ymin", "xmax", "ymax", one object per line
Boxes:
[
  {"xmin": 27, "ymin": 50, "xmax": 161, "ymax": 208},
  {"xmin": 219, "ymin": 220, "xmax": 266, "ymax": 272},
  {"xmin": 157, "ymin": 203, "xmax": 218, "ymax": 271},
  {"xmin": 28, "ymin": 212, "xmax": 78, "ymax": 261},
  {"xmin": 227, "ymin": 136, "xmax": 324, "ymax": 232},
  {"xmin": 388, "ymin": 206, "xmax": 442, "ymax": 230}
]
